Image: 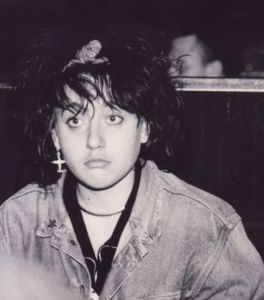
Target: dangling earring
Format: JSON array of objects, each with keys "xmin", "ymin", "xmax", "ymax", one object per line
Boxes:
[
  {"xmin": 51, "ymin": 148, "xmax": 66, "ymax": 173},
  {"xmin": 51, "ymin": 132, "xmax": 66, "ymax": 173}
]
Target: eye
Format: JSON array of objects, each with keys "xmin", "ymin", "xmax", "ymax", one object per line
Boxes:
[
  {"xmin": 67, "ymin": 116, "xmax": 84, "ymax": 128},
  {"xmin": 107, "ymin": 115, "xmax": 123, "ymax": 125}
]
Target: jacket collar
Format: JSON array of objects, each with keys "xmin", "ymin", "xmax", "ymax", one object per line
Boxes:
[
  {"xmin": 36, "ymin": 161, "xmax": 163, "ymax": 239},
  {"xmin": 129, "ymin": 160, "xmax": 163, "ymax": 244}
]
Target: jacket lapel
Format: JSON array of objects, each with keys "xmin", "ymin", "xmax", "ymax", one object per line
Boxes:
[
  {"xmin": 50, "ymin": 221, "xmax": 87, "ymax": 269},
  {"xmin": 99, "ymin": 219, "xmax": 155, "ymax": 300},
  {"xmin": 100, "ymin": 162, "xmax": 164, "ymax": 300}
]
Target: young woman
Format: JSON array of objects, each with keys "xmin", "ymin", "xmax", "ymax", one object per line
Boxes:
[{"xmin": 0, "ymin": 23, "xmax": 263, "ymax": 299}]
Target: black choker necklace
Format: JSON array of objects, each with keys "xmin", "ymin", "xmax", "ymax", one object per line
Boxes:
[{"xmin": 79, "ymin": 204, "xmax": 125, "ymax": 217}]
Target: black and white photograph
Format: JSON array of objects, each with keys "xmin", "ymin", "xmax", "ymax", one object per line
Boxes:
[{"xmin": 0, "ymin": 0, "xmax": 264, "ymax": 299}]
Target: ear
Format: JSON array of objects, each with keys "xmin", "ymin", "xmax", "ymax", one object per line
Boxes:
[
  {"xmin": 139, "ymin": 118, "xmax": 150, "ymax": 144},
  {"xmin": 51, "ymin": 129, "xmax": 61, "ymax": 151},
  {"xmin": 205, "ymin": 60, "xmax": 224, "ymax": 77}
]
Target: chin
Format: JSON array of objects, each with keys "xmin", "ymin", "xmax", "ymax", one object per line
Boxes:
[
  {"xmin": 79, "ymin": 174, "xmax": 118, "ymax": 191},
  {"xmin": 83, "ymin": 181, "xmax": 116, "ymax": 191},
  {"xmin": 76, "ymin": 167, "xmax": 133, "ymax": 191}
]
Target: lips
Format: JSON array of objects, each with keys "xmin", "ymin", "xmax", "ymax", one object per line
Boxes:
[{"xmin": 84, "ymin": 158, "xmax": 110, "ymax": 168}]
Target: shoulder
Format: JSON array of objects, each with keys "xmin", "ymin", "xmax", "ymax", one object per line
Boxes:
[
  {"xmin": 0, "ymin": 176, "xmax": 66, "ymax": 247},
  {"xmin": 0, "ymin": 183, "xmax": 48, "ymax": 238},
  {"xmin": 0, "ymin": 179, "xmax": 61, "ymax": 221},
  {"xmin": 146, "ymin": 161, "xmax": 240, "ymax": 230},
  {"xmin": 144, "ymin": 162, "xmax": 264, "ymax": 298},
  {"xmin": 1, "ymin": 183, "xmax": 43, "ymax": 207}
]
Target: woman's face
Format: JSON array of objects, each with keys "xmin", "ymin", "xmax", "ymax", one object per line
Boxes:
[{"xmin": 53, "ymin": 85, "xmax": 149, "ymax": 190}]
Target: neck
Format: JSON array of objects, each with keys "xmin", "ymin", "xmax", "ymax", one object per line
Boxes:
[{"xmin": 76, "ymin": 168, "xmax": 135, "ymax": 214}]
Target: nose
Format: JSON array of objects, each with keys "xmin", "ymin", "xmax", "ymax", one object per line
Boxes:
[{"xmin": 86, "ymin": 118, "xmax": 104, "ymax": 149}]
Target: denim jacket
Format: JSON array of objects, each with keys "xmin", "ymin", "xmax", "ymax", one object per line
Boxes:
[{"xmin": 1, "ymin": 160, "xmax": 264, "ymax": 299}]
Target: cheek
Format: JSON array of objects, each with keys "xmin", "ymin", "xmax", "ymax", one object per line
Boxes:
[
  {"xmin": 113, "ymin": 131, "xmax": 142, "ymax": 156},
  {"xmin": 60, "ymin": 143, "xmax": 80, "ymax": 163},
  {"xmin": 56, "ymin": 130, "xmax": 84, "ymax": 156}
]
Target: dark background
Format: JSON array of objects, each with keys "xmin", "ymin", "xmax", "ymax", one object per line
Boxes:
[
  {"xmin": 1, "ymin": 0, "xmax": 264, "ymax": 78},
  {"xmin": 1, "ymin": 0, "xmax": 264, "ymax": 257}
]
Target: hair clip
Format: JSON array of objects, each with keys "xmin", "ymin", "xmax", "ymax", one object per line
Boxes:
[{"xmin": 63, "ymin": 40, "xmax": 109, "ymax": 71}]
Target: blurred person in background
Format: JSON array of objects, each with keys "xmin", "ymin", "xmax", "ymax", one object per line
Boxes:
[
  {"xmin": 169, "ymin": 33, "xmax": 224, "ymax": 77},
  {"xmin": 240, "ymin": 42, "xmax": 264, "ymax": 78}
]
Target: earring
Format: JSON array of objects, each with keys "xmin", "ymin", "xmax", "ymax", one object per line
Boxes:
[{"xmin": 51, "ymin": 149, "xmax": 66, "ymax": 173}]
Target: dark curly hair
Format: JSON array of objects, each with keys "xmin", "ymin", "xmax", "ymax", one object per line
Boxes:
[{"xmin": 13, "ymin": 22, "xmax": 182, "ymax": 186}]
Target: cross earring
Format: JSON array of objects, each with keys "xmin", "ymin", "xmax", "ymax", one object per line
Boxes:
[{"xmin": 51, "ymin": 149, "xmax": 66, "ymax": 173}]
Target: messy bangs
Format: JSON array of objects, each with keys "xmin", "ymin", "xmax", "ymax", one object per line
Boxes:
[
  {"xmin": 55, "ymin": 72, "xmax": 117, "ymax": 116},
  {"xmin": 55, "ymin": 62, "xmax": 147, "ymax": 119}
]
